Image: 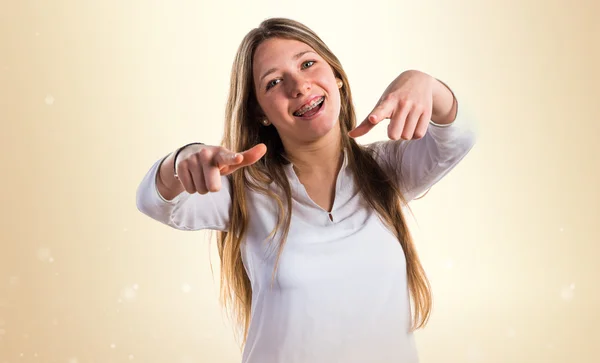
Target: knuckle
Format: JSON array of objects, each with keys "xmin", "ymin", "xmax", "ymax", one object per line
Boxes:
[
  {"xmin": 208, "ymin": 185, "xmax": 220, "ymax": 193},
  {"xmin": 195, "ymin": 184, "xmax": 207, "ymax": 195},
  {"xmin": 381, "ymin": 94, "xmax": 396, "ymax": 104},
  {"xmin": 197, "ymin": 148, "xmax": 212, "ymax": 163},
  {"xmin": 400, "ymin": 98, "xmax": 412, "ymax": 107},
  {"xmin": 216, "ymin": 146, "xmax": 231, "ymax": 156}
]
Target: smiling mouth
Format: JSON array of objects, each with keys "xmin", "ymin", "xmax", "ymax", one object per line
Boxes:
[{"xmin": 293, "ymin": 96, "xmax": 325, "ymax": 117}]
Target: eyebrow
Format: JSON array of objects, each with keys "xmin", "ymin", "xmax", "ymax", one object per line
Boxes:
[{"xmin": 259, "ymin": 50, "xmax": 315, "ymax": 82}]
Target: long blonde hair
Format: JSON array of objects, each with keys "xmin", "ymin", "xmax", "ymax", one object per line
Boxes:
[{"xmin": 216, "ymin": 17, "xmax": 431, "ymax": 346}]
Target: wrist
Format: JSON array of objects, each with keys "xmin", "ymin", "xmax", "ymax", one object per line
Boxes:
[
  {"xmin": 173, "ymin": 142, "xmax": 204, "ymax": 178},
  {"xmin": 154, "ymin": 152, "xmax": 185, "ymax": 202},
  {"xmin": 431, "ymin": 78, "xmax": 457, "ymax": 124}
]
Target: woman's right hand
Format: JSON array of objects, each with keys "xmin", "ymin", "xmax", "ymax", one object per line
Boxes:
[{"xmin": 174, "ymin": 143, "xmax": 267, "ymax": 194}]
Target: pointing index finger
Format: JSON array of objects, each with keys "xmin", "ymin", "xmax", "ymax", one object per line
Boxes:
[
  {"xmin": 217, "ymin": 144, "xmax": 268, "ymax": 175},
  {"xmin": 348, "ymin": 117, "xmax": 377, "ymax": 138},
  {"xmin": 349, "ymin": 101, "xmax": 394, "ymax": 138}
]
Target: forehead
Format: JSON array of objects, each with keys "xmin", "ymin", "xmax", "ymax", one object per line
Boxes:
[{"xmin": 253, "ymin": 38, "xmax": 316, "ymax": 73}]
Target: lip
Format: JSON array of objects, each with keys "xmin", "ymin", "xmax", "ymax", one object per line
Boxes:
[
  {"xmin": 293, "ymin": 97, "xmax": 325, "ymax": 120},
  {"xmin": 293, "ymin": 95, "xmax": 324, "ymax": 115}
]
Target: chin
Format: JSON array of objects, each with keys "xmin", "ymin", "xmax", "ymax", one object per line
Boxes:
[{"xmin": 305, "ymin": 116, "xmax": 340, "ymax": 140}]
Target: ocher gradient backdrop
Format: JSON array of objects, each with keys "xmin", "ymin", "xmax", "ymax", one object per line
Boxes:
[{"xmin": 1, "ymin": 0, "xmax": 599, "ymax": 362}]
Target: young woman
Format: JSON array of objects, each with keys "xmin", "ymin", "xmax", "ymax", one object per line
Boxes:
[{"xmin": 136, "ymin": 17, "xmax": 476, "ymax": 363}]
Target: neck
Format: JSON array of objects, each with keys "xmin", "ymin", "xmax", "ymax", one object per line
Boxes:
[{"xmin": 282, "ymin": 125, "xmax": 343, "ymax": 179}]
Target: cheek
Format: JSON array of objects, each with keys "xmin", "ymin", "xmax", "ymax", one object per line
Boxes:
[
  {"xmin": 260, "ymin": 95, "xmax": 291, "ymax": 123},
  {"xmin": 330, "ymin": 89, "xmax": 342, "ymax": 114},
  {"xmin": 269, "ymin": 95, "xmax": 289, "ymax": 115},
  {"xmin": 257, "ymin": 94, "xmax": 278, "ymax": 115}
]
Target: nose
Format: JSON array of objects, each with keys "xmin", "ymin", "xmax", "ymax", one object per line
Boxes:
[{"xmin": 287, "ymin": 73, "xmax": 310, "ymax": 98}]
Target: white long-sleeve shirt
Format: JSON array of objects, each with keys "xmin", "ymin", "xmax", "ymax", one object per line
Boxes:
[{"xmin": 136, "ymin": 105, "xmax": 476, "ymax": 363}]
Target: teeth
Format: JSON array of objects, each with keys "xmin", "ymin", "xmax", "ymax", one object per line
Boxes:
[{"xmin": 294, "ymin": 97, "xmax": 324, "ymax": 116}]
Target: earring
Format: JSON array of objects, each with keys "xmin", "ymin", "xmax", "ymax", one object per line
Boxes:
[
  {"xmin": 261, "ymin": 119, "xmax": 271, "ymax": 126},
  {"xmin": 336, "ymin": 79, "xmax": 343, "ymax": 89}
]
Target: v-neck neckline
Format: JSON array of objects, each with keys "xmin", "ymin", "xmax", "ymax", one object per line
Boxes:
[{"xmin": 284, "ymin": 150, "xmax": 349, "ymax": 221}]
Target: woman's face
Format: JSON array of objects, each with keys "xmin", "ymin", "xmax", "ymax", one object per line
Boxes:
[{"xmin": 252, "ymin": 37, "xmax": 342, "ymax": 145}]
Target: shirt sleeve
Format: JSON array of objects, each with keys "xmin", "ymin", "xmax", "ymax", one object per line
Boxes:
[
  {"xmin": 135, "ymin": 156, "xmax": 232, "ymax": 231},
  {"xmin": 366, "ymin": 95, "xmax": 477, "ymax": 203}
]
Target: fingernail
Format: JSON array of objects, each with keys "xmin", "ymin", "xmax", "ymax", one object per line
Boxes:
[{"xmin": 231, "ymin": 153, "xmax": 240, "ymax": 159}]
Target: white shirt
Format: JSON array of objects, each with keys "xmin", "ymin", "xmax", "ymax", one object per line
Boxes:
[{"xmin": 136, "ymin": 106, "xmax": 476, "ymax": 363}]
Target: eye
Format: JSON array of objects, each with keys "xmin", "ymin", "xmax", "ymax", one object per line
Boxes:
[
  {"xmin": 266, "ymin": 79, "xmax": 281, "ymax": 90},
  {"xmin": 265, "ymin": 61, "xmax": 316, "ymax": 91},
  {"xmin": 302, "ymin": 60, "xmax": 315, "ymax": 69}
]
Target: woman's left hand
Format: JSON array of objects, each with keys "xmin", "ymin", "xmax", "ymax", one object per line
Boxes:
[{"xmin": 349, "ymin": 70, "xmax": 437, "ymax": 140}]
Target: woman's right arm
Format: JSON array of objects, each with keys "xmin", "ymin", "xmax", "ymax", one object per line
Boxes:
[{"xmin": 135, "ymin": 143, "xmax": 267, "ymax": 232}]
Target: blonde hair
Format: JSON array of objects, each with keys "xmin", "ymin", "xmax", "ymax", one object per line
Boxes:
[{"xmin": 216, "ymin": 17, "xmax": 431, "ymax": 346}]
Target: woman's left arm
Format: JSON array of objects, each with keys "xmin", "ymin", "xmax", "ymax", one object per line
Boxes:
[{"xmin": 350, "ymin": 70, "xmax": 477, "ymax": 202}]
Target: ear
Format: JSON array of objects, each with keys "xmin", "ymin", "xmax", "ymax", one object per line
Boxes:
[
  {"xmin": 253, "ymin": 107, "xmax": 271, "ymax": 126},
  {"xmin": 336, "ymin": 78, "xmax": 343, "ymax": 89}
]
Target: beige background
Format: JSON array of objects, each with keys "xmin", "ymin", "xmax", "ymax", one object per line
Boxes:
[{"xmin": 1, "ymin": 0, "xmax": 599, "ymax": 362}]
